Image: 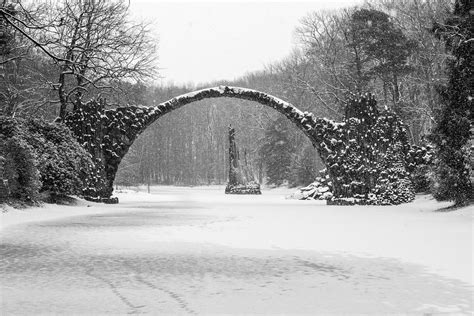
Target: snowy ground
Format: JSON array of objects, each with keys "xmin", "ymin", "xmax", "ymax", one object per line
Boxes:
[{"xmin": 1, "ymin": 186, "xmax": 473, "ymax": 314}]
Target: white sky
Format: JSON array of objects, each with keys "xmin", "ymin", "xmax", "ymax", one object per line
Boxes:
[{"xmin": 130, "ymin": 1, "xmax": 363, "ymax": 87}]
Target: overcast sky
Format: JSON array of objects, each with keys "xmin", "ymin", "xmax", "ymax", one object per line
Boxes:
[{"xmin": 130, "ymin": 1, "xmax": 363, "ymax": 87}]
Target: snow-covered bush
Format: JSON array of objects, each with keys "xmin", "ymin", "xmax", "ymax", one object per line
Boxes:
[
  {"xmin": 288, "ymin": 169, "xmax": 332, "ymax": 200},
  {"xmin": 305, "ymin": 94, "xmax": 416, "ymax": 205},
  {"xmin": 0, "ymin": 117, "xmax": 41, "ymax": 203},
  {"xmin": 225, "ymin": 181, "xmax": 261, "ymax": 195},
  {"xmin": 407, "ymin": 144, "xmax": 434, "ymax": 193},
  {"xmin": 0, "ymin": 116, "xmax": 93, "ymax": 203},
  {"xmin": 1, "ymin": 135, "xmax": 41, "ymax": 203},
  {"xmin": 428, "ymin": 0, "xmax": 473, "ymax": 206},
  {"xmin": 23, "ymin": 118, "xmax": 93, "ymax": 197}
]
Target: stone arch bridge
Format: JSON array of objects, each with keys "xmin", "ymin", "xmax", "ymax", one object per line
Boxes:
[{"xmin": 65, "ymin": 86, "xmax": 416, "ymax": 205}]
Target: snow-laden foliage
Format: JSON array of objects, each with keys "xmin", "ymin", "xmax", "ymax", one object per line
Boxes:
[
  {"xmin": 349, "ymin": 8, "xmax": 417, "ymax": 94},
  {"xmin": 23, "ymin": 119, "xmax": 93, "ymax": 197},
  {"xmin": 294, "ymin": 94, "xmax": 417, "ymax": 205},
  {"xmin": 429, "ymin": 0, "xmax": 473, "ymax": 206},
  {"xmin": 288, "ymin": 169, "xmax": 333, "ymax": 200},
  {"xmin": 0, "ymin": 118, "xmax": 41, "ymax": 203},
  {"xmin": 0, "ymin": 117, "xmax": 91, "ymax": 203},
  {"xmin": 406, "ymin": 144, "xmax": 434, "ymax": 193}
]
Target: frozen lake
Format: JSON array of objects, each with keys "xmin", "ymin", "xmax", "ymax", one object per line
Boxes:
[{"xmin": 1, "ymin": 186, "xmax": 473, "ymax": 314}]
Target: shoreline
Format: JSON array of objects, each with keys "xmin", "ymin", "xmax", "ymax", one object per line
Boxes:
[
  {"xmin": 1, "ymin": 191, "xmax": 472, "ymax": 234},
  {"xmin": 0, "ymin": 197, "xmax": 108, "ymax": 233},
  {"xmin": 1, "ymin": 189, "xmax": 473, "ymax": 286}
]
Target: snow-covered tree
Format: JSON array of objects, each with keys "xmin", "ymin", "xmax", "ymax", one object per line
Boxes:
[
  {"xmin": 260, "ymin": 117, "xmax": 295, "ymax": 186},
  {"xmin": 428, "ymin": 0, "xmax": 473, "ymax": 206},
  {"xmin": 0, "ymin": 116, "xmax": 92, "ymax": 203},
  {"xmin": 350, "ymin": 9, "xmax": 417, "ymax": 108}
]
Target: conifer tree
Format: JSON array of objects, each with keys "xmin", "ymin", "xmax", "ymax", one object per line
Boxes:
[
  {"xmin": 260, "ymin": 117, "xmax": 294, "ymax": 186},
  {"xmin": 350, "ymin": 9, "xmax": 417, "ymax": 108},
  {"xmin": 290, "ymin": 144, "xmax": 319, "ymax": 187},
  {"xmin": 429, "ymin": 0, "xmax": 473, "ymax": 206}
]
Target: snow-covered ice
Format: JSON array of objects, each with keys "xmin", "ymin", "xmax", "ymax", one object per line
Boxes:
[{"xmin": 1, "ymin": 186, "xmax": 473, "ymax": 314}]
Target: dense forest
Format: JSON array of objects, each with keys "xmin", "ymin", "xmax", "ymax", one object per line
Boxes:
[{"xmin": 1, "ymin": 0, "xmax": 472, "ymax": 204}]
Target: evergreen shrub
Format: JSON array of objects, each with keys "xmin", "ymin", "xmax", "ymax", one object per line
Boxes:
[
  {"xmin": 0, "ymin": 116, "xmax": 93, "ymax": 203},
  {"xmin": 429, "ymin": 0, "xmax": 473, "ymax": 206},
  {"xmin": 23, "ymin": 118, "xmax": 93, "ymax": 196}
]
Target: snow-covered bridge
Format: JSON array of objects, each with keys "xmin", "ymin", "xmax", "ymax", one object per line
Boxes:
[
  {"xmin": 65, "ymin": 86, "xmax": 341, "ymax": 202},
  {"xmin": 65, "ymin": 86, "xmax": 415, "ymax": 205}
]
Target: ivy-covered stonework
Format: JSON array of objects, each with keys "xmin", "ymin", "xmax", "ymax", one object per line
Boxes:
[
  {"xmin": 321, "ymin": 94, "xmax": 415, "ymax": 205},
  {"xmin": 295, "ymin": 95, "xmax": 433, "ymax": 205},
  {"xmin": 64, "ymin": 86, "xmax": 422, "ymax": 205}
]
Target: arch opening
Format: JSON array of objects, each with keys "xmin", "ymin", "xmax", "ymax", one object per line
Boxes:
[{"xmin": 115, "ymin": 99, "xmax": 322, "ymax": 190}]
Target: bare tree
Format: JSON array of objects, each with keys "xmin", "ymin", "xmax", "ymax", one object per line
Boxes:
[
  {"xmin": 268, "ymin": 49, "xmax": 345, "ymax": 119},
  {"xmin": 0, "ymin": 1, "xmax": 56, "ymax": 116},
  {"xmin": 42, "ymin": 0, "xmax": 158, "ymax": 118},
  {"xmin": 1, "ymin": 0, "xmax": 158, "ymax": 118},
  {"xmin": 366, "ymin": 0, "xmax": 451, "ymax": 141},
  {"xmin": 293, "ymin": 10, "xmax": 359, "ymax": 118}
]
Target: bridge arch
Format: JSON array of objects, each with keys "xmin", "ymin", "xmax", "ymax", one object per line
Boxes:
[
  {"xmin": 109, "ymin": 85, "xmax": 324, "ymax": 143},
  {"xmin": 65, "ymin": 85, "xmax": 341, "ymax": 202}
]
